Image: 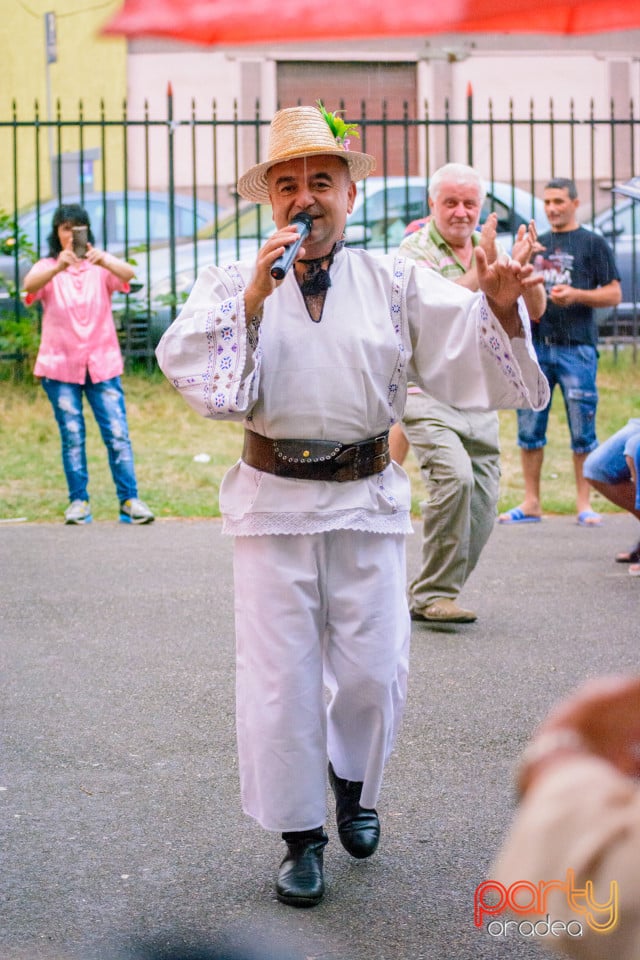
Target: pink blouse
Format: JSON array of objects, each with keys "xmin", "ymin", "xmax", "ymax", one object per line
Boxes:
[{"xmin": 28, "ymin": 258, "xmax": 130, "ymax": 384}]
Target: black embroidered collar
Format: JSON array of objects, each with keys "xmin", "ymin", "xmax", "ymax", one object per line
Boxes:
[{"xmin": 297, "ymin": 240, "xmax": 344, "ymax": 297}]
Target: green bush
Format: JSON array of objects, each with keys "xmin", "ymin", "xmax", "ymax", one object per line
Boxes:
[{"xmin": 0, "ymin": 207, "xmax": 40, "ymax": 379}]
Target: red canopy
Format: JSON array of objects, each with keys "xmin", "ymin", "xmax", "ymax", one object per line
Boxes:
[{"xmin": 104, "ymin": 0, "xmax": 640, "ymax": 45}]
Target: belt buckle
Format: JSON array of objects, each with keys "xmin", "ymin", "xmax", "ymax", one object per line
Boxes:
[{"xmin": 333, "ymin": 434, "xmax": 388, "ymax": 481}]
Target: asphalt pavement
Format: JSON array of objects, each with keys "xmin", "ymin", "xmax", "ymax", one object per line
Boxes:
[{"xmin": 1, "ymin": 514, "xmax": 638, "ymax": 960}]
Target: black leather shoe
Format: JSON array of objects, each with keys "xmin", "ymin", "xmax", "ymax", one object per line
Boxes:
[
  {"xmin": 276, "ymin": 828, "xmax": 328, "ymax": 907},
  {"xmin": 328, "ymin": 762, "xmax": 380, "ymax": 859}
]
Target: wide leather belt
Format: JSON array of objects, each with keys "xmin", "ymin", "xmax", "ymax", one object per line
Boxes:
[{"xmin": 242, "ymin": 429, "xmax": 390, "ymax": 482}]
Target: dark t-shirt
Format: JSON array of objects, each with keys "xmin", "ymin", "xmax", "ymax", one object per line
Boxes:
[{"xmin": 533, "ymin": 226, "xmax": 619, "ymax": 347}]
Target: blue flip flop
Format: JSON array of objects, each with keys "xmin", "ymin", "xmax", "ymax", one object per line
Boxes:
[
  {"xmin": 577, "ymin": 510, "xmax": 603, "ymax": 527},
  {"xmin": 498, "ymin": 507, "xmax": 542, "ymax": 525}
]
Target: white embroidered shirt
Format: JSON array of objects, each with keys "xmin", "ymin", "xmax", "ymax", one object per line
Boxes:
[{"xmin": 156, "ymin": 247, "xmax": 548, "ymax": 536}]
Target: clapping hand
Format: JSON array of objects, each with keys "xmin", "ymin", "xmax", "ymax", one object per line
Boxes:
[
  {"xmin": 478, "ymin": 212, "xmax": 499, "ymax": 264},
  {"xmin": 511, "ymin": 219, "xmax": 544, "ymax": 266},
  {"xmin": 475, "ymin": 245, "xmax": 544, "ymax": 336}
]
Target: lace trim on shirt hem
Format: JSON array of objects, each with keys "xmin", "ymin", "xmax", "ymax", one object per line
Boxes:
[{"xmin": 221, "ymin": 508, "xmax": 414, "ymax": 537}]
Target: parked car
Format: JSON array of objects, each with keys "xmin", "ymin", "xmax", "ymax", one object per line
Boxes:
[
  {"xmin": 344, "ymin": 176, "xmax": 549, "ymax": 249},
  {"xmin": 130, "ymin": 176, "xmax": 550, "ymax": 343},
  {"xmin": 592, "ymin": 197, "xmax": 639, "ymax": 330},
  {"xmin": 0, "ymin": 190, "xmax": 223, "ymax": 296}
]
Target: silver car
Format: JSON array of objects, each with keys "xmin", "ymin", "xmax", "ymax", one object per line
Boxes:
[{"xmin": 592, "ymin": 196, "xmax": 639, "ymax": 328}]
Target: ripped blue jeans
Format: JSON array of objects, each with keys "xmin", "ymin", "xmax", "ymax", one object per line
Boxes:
[
  {"xmin": 516, "ymin": 343, "xmax": 599, "ymax": 454},
  {"xmin": 41, "ymin": 375, "xmax": 139, "ymax": 504}
]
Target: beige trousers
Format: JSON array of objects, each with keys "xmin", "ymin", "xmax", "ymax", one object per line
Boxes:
[{"xmin": 402, "ymin": 391, "xmax": 501, "ymax": 610}]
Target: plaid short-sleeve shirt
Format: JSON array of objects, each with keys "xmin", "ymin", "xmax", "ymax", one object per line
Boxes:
[{"xmin": 398, "ymin": 218, "xmax": 480, "ymax": 279}]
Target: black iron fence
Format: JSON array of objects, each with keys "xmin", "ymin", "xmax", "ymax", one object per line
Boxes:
[{"xmin": 1, "ymin": 92, "xmax": 638, "ymax": 368}]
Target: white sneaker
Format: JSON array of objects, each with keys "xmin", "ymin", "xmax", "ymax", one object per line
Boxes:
[
  {"xmin": 119, "ymin": 497, "xmax": 154, "ymax": 524},
  {"xmin": 64, "ymin": 500, "xmax": 92, "ymax": 524}
]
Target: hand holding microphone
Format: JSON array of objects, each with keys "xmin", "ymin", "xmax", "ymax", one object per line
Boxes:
[{"xmin": 270, "ymin": 212, "xmax": 313, "ymax": 280}]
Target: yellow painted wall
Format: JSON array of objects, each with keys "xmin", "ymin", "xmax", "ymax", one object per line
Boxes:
[{"xmin": 0, "ymin": 0, "xmax": 128, "ymax": 210}]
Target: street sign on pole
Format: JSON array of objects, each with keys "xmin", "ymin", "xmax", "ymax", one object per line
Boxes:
[
  {"xmin": 45, "ymin": 11, "xmax": 57, "ymax": 65},
  {"xmin": 44, "ymin": 12, "xmax": 57, "ymax": 195}
]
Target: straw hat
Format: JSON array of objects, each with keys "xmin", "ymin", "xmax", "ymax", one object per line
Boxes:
[{"xmin": 237, "ymin": 105, "xmax": 376, "ymax": 203}]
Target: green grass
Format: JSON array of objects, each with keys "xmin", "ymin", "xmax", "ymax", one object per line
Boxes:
[{"xmin": 1, "ymin": 348, "xmax": 638, "ymax": 523}]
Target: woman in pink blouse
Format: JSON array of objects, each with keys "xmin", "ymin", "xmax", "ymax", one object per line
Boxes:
[{"xmin": 24, "ymin": 203, "xmax": 154, "ymax": 524}]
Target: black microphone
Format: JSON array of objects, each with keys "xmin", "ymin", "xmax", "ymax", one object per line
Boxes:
[{"xmin": 270, "ymin": 212, "xmax": 313, "ymax": 280}]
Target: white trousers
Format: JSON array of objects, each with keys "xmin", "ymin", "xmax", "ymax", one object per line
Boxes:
[{"xmin": 233, "ymin": 529, "xmax": 411, "ymax": 832}]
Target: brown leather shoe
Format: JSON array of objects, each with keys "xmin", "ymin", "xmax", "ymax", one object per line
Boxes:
[{"xmin": 411, "ymin": 598, "xmax": 477, "ymax": 623}]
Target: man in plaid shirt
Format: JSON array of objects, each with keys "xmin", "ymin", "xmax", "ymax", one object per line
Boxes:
[{"xmin": 390, "ymin": 163, "xmax": 544, "ymax": 623}]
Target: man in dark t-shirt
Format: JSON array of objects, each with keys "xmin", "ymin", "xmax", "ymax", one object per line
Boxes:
[
  {"xmin": 533, "ymin": 228, "xmax": 617, "ymax": 348},
  {"xmin": 499, "ymin": 177, "xmax": 621, "ymax": 527}
]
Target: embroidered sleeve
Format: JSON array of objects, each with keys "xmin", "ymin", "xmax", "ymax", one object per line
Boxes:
[
  {"xmin": 404, "ymin": 263, "xmax": 549, "ymax": 413},
  {"xmin": 155, "ymin": 264, "xmax": 261, "ymax": 421},
  {"xmin": 477, "ymin": 296, "xmax": 550, "ymax": 411}
]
